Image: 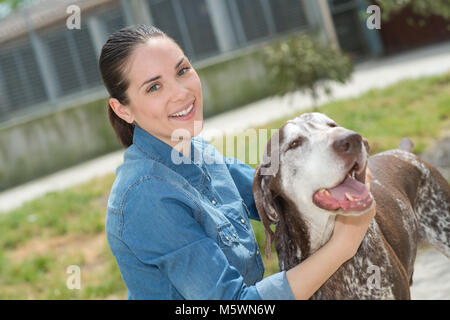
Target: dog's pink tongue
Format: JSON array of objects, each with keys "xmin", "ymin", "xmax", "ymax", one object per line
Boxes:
[
  {"xmin": 328, "ymin": 176, "xmax": 367, "ymax": 200},
  {"xmin": 313, "ymin": 171, "xmax": 373, "ymax": 212}
]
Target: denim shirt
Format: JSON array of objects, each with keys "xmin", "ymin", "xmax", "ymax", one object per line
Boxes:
[{"xmin": 106, "ymin": 125, "xmax": 295, "ymax": 300}]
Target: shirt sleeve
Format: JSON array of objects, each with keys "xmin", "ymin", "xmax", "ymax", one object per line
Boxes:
[
  {"xmin": 118, "ymin": 178, "xmax": 294, "ymax": 300},
  {"xmin": 225, "ymin": 157, "xmax": 261, "ymax": 222}
]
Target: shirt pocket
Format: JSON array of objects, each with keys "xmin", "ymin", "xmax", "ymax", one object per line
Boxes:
[
  {"xmin": 217, "ymin": 222, "xmax": 240, "ymax": 247},
  {"xmin": 216, "ymin": 222, "xmax": 248, "ymax": 274}
]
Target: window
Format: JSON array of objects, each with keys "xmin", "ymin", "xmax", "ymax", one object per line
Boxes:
[
  {"xmin": 0, "ymin": 51, "xmax": 23, "ymax": 112},
  {"xmin": 148, "ymin": 0, "xmax": 185, "ymax": 51},
  {"xmin": 147, "ymin": 0, "xmax": 218, "ymax": 59},
  {"xmin": 268, "ymin": 0, "xmax": 308, "ymax": 33},
  {"xmin": 102, "ymin": 6, "xmax": 127, "ymax": 34},
  {"xmin": 179, "ymin": 0, "xmax": 218, "ymax": 58},
  {"xmin": 226, "ymin": 0, "xmax": 309, "ymax": 44},
  {"xmin": 71, "ymin": 27, "xmax": 101, "ymax": 87},
  {"xmin": 0, "ymin": 41, "xmax": 47, "ymax": 115},
  {"xmin": 44, "ymin": 30, "xmax": 81, "ymax": 96},
  {"xmin": 229, "ymin": 0, "xmax": 270, "ymax": 42}
]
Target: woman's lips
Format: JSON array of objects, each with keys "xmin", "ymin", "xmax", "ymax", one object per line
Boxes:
[{"xmin": 168, "ymin": 102, "xmax": 196, "ymax": 120}]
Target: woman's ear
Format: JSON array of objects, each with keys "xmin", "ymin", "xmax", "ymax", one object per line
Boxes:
[{"xmin": 109, "ymin": 97, "xmax": 135, "ymax": 124}]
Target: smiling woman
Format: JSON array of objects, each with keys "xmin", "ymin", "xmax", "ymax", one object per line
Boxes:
[{"xmin": 98, "ymin": 24, "xmax": 376, "ymax": 300}]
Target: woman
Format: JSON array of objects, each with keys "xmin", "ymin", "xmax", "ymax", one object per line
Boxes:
[{"xmin": 100, "ymin": 25, "xmax": 376, "ymax": 300}]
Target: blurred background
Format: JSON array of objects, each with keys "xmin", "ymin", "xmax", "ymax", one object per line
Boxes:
[{"xmin": 0, "ymin": 0, "xmax": 449, "ymax": 299}]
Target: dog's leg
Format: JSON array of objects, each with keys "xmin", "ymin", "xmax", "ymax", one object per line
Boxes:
[{"xmin": 414, "ymin": 160, "xmax": 450, "ymax": 258}]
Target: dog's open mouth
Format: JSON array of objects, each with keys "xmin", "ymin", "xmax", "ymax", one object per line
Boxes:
[{"xmin": 312, "ymin": 162, "xmax": 374, "ymax": 213}]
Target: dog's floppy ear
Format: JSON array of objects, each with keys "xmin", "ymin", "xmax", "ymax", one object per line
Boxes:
[
  {"xmin": 362, "ymin": 138, "xmax": 370, "ymax": 154},
  {"xmin": 253, "ymin": 164, "xmax": 280, "ymax": 260}
]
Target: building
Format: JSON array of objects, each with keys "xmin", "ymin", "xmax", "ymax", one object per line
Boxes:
[
  {"xmin": 0, "ymin": 0, "xmax": 447, "ymax": 191},
  {"xmin": 0, "ymin": 0, "xmax": 384, "ymax": 125}
]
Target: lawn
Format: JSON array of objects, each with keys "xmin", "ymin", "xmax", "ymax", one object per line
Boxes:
[{"xmin": 0, "ymin": 72, "xmax": 449, "ymax": 299}]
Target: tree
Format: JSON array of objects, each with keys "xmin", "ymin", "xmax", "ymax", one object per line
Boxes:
[
  {"xmin": 377, "ymin": 0, "xmax": 450, "ymax": 21},
  {"xmin": 0, "ymin": 0, "xmax": 28, "ymax": 10},
  {"xmin": 260, "ymin": 33, "xmax": 353, "ymax": 111},
  {"xmin": 0, "ymin": 0, "xmax": 40, "ymax": 18}
]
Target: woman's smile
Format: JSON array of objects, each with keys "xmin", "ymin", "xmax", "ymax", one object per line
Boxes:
[{"xmin": 168, "ymin": 100, "xmax": 196, "ymax": 120}]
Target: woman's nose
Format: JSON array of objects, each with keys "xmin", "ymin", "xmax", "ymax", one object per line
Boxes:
[{"xmin": 169, "ymin": 80, "xmax": 189, "ymax": 103}]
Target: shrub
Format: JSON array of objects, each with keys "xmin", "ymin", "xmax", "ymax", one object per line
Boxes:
[{"xmin": 260, "ymin": 33, "xmax": 353, "ymax": 110}]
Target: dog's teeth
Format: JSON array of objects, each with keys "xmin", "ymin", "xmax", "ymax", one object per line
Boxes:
[
  {"xmin": 324, "ymin": 190, "xmax": 330, "ymax": 196},
  {"xmin": 345, "ymin": 193, "xmax": 354, "ymax": 201}
]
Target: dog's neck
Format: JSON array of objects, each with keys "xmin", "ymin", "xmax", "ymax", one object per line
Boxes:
[
  {"xmin": 301, "ymin": 208, "xmax": 336, "ymax": 254},
  {"xmin": 281, "ymin": 197, "xmax": 336, "ymax": 258}
]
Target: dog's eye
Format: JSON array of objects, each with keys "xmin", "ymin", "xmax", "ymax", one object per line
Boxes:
[
  {"xmin": 327, "ymin": 123, "xmax": 338, "ymax": 128},
  {"xmin": 288, "ymin": 137, "xmax": 304, "ymax": 150}
]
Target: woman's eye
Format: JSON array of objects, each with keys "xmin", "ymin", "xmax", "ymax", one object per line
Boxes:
[
  {"xmin": 177, "ymin": 66, "xmax": 190, "ymax": 76},
  {"xmin": 147, "ymin": 83, "xmax": 160, "ymax": 93}
]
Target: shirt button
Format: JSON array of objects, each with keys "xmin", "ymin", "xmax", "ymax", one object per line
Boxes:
[
  {"xmin": 240, "ymin": 219, "xmax": 245, "ymax": 224},
  {"xmin": 211, "ymin": 200, "xmax": 216, "ymax": 205},
  {"xmin": 225, "ymin": 236, "xmax": 229, "ymax": 241},
  {"xmin": 257, "ymin": 249, "xmax": 260, "ymax": 255}
]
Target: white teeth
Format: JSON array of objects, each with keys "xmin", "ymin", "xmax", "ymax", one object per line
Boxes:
[
  {"xmin": 345, "ymin": 193, "xmax": 354, "ymax": 201},
  {"xmin": 170, "ymin": 104, "xmax": 193, "ymax": 117}
]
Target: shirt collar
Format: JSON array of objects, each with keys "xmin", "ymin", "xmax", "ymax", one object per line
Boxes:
[{"xmin": 132, "ymin": 125, "xmax": 207, "ymax": 183}]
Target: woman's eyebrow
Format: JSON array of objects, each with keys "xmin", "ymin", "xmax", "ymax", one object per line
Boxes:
[
  {"xmin": 139, "ymin": 57, "xmax": 185, "ymax": 90},
  {"xmin": 175, "ymin": 57, "xmax": 185, "ymax": 69}
]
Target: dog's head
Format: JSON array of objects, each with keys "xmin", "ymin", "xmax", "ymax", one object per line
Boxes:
[{"xmin": 253, "ymin": 112, "xmax": 373, "ymax": 258}]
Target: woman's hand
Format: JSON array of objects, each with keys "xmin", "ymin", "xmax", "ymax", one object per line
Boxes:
[{"xmin": 330, "ymin": 166, "xmax": 376, "ymax": 261}]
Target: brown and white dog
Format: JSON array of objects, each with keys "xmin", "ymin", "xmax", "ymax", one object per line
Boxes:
[{"xmin": 253, "ymin": 112, "xmax": 450, "ymax": 299}]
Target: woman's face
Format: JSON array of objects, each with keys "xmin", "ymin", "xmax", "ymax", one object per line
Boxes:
[{"xmin": 112, "ymin": 37, "xmax": 203, "ymax": 147}]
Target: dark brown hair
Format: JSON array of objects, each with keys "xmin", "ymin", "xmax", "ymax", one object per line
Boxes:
[{"xmin": 98, "ymin": 24, "xmax": 167, "ymax": 147}]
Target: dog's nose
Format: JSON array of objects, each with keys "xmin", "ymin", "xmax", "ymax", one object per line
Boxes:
[{"xmin": 333, "ymin": 132, "xmax": 362, "ymax": 156}]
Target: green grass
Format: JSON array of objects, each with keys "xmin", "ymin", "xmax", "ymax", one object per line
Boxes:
[
  {"xmin": 0, "ymin": 174, "xmax": 125, "ymax": 299},
  {"xmin": 0, "ymin": 72, "xmax": 449, "ymax": 299}
]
